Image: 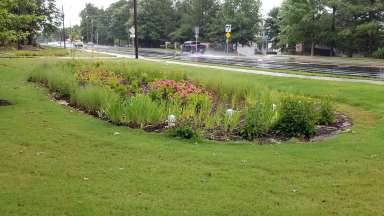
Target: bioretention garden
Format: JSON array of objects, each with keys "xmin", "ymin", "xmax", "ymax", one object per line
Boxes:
[{"xmin": 1, "ymin": 55, "xmax": 384, "ymax": 215}]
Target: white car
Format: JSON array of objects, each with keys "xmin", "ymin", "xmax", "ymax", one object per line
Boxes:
[{"xmin": 74, "ymin": 41, "xmax": 84, "ymax": 48}]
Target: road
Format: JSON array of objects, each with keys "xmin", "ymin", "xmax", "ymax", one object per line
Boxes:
[{"xmin": 86, "ymin": 45, "xmax": 384, "ymax": 80}]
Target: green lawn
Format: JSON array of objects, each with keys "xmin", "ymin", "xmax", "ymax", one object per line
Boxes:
[
  {"xmin": 0, "ymin": 46, "xmax": 112, "ymax": 58},
  {"xmin": 1, "ymin": 58, "xmax": 384, "ymax": 215}
]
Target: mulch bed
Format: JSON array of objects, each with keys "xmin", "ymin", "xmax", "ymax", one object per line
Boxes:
[
  {"xmin": 311, "ymin": 112, "xmax": 352, "ymax": 142},
  {"xmin": 49, "ymin": 92, "xmax": 353, "ymax": 144}
]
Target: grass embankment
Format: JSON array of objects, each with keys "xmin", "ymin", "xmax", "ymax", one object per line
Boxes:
[
  {"xmin": 0, "ymin": 58, "xmax": 384, "ymax": 215},
  {"xmin": 0, "ymin": 46, "xmax": 112, "ymax": 58}
]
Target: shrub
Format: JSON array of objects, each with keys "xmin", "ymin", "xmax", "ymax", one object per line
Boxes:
[
  {"xmin": 70, "ymin": 85, "xmax": 116, "ymax": 115},
  {"xmin": 169, "ymin": 121, "xmax": 200, "ymax": 140},
  {"xmin": 317, "ymin": 98, "xmax": 335, "ymax": 125},
  {"xmin": 241, "ymin": 100, "xmax": 277, "ymax": 140},
  {"xmin": 276, "ymin": 96, "xmax": 317, "ymax": 138},
  {"xmin": 125, "ymin": 94, "xmax": 164, "ymax": 128},
  {"xmin": 373, "ymin": 47, "xmax": 384, "ymax": 59}
]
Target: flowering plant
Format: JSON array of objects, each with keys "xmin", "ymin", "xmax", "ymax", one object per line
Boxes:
[{"xmin": 149, "ymin": 80, "xmax": 213, "ymax": 100}]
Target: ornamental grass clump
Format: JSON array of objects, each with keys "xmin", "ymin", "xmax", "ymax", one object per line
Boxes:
[
  {"xmin": 125, "ymin": 94, "xmax": 164, "ymax": 128},
  {"xmin": 29, "ymin": 67, "xmax": 76, "ymax": 98},
  {"xmin": 223, "ymin": 109, "xmax": 241, "ymax": 135},
  {"xmin": 317, "ymin": 97, "xmax": 336, "ymax": 125},
  {"xmin": 104, "ymin": 97, "xmax": 126, "ymax": 124},
  {"xmin": 241, "ymin": 99, "xmax": 278, "ymax": 140},
  {"xmin": 70, "ymin": 85, "xmax": 116, "ymax": 115}
]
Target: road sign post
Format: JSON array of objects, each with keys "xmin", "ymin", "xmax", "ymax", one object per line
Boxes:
[
  {"xmin": 225, "ymin": 24, "xmax": 231, "ymax": 55},
  {"xmin": 194, "ymin": 26, "xmax": 199, "ymax": 54},
  {"xmin": 133, "ymin": 0, "xmax": 138, "ymax": 59}
]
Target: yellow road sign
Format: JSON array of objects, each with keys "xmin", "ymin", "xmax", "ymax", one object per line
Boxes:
[{"xmin": 226, "ymin": 32, "xmax": 231, "ymax": 39}]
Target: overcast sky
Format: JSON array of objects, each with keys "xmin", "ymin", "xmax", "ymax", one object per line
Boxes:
[{"xmin": 57, "ymin": 0, "xmax": 283, "ymax": 27}]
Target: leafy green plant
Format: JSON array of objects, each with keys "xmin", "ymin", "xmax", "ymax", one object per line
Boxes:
[
  {"xmin": 169, "ymin": 121, "xmax": 200, "ymax": 140},
  {"xmin": 204, "ymin": 105, "xmax": 224, "ymax": 130},
  {"xmin": 317, "ymin": 97, "xmax": 335, "ymax": 125},
  {"xmin": 241, "ymin": 100, "xmax": 277, "ymax": 140},
  {"xmin": 276, "ymin": 96, "xmax": 317, "ymax": 138},
  {"xmin": 188, "ymin": 94, "xmax": 213, "ymax": 125}
]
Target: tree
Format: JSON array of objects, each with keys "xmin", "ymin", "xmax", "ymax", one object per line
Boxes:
[
  {"xmin": 336, "ymin": 0, "xmax": 384, "ymax": 56},
  {"xmin": 171, "ymin": 0, "xmax": 221, "ymax": 42},
  {"xmin": 0, "ymin": 1, "xmax": 17, "ymax": 45},
  {"xmin": 264, "ymin": 7, "xmax": 281, "ymax": 49},
  {"xmin": 0, "ymin": 0, "xmax": 60, "ymax": 48},
  {"xmin": 279, "ymin": 0, "xmax": 329, "ymax": 56},
  {"xmin": 107, "ymin": 0, "xmax": 131, "ymax": 46},
  {"xmin": 138, "ymin": 0, "xmax": 176, "ymax": 47},
  {"xmin": 221, "ymin": 0, "xmax": 262, "ymax": 48},
  {"xmin": 277, "ymin": 0, "xmax": 384, "ymax": 56}
]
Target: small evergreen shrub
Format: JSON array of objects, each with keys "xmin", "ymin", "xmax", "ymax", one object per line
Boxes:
[{"xmin": 276, "ymin": 96, "xmax": 317, "ymax": 138}]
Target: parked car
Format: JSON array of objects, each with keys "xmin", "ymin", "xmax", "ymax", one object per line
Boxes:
[
  {"xmin": 181, "ymin": 41, "xmax": 207, "ymax": 54},
  {"xmin": 73, "ymin": 41, "xmax": 84, "ymax": 48}
]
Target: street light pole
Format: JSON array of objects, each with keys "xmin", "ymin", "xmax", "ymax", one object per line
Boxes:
[
  {"xmin": 62, "ymin": 5, "xmax": 66, "ymax": 48},
  {"xmin": 133, "ymin": 0, "xmax": 139, "ymax": 59}
]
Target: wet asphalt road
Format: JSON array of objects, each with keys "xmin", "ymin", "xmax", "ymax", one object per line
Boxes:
[{"xmin": 90, "ymin": 46, "xmax": 384, "ymax": 80}]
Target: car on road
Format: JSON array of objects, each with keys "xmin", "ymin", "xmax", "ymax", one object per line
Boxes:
[
  {"xmin": 73, "ymin": 41, "xmax": 84, "ymax": 48},
  {"xmin": 181, "ymin": 41, "xmax": 207, "ymax": 54}
]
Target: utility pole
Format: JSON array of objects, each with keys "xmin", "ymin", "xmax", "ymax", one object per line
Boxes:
[
  {"xmin": 62, "ymin": 5, "xmax": 66, "ymax": 48},
  {"xmin": 133, "ymin": 0, "xmax": 139, "ymax": 59},
  {"xmin": 91, "ymin": 19, "xmax": 94, "ymax": 44}
]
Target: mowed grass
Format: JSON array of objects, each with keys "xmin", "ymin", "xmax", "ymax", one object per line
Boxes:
[
  {"xmin": 0, "ymin": 46, "xmax": 112, "ymax": 58},
  {"xmin": 0, "ymin": 58, "xmax": 384, "ymax": 215}
]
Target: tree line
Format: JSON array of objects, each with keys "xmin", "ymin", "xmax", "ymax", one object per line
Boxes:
[
  {"xmin": 265, "ymin": 0, "xmax": 384, "ymax": 57},
  {"xmin": 1, "ymin": 0, "xmax": 383, "ymax": 57},
  {"xmin": 0, "ymin": 0, "xmax": 60, "ymax": 49},
  {"xmin": 77, "ymin": 0, "xmax": 262, "ymax": 48}
]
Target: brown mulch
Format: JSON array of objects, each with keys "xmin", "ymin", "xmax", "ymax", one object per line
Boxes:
[{"xmin": 311, "ymin": 112, "xmax": 352, "ymax": 142}]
